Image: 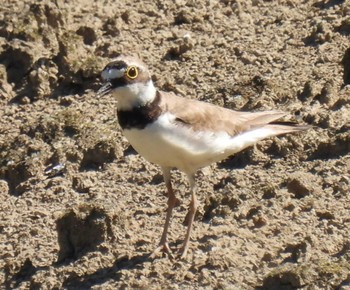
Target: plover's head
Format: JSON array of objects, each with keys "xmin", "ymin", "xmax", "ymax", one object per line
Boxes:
[{"xmin": 97, "ymin": 55, "xmax": 156, "ymax": 110}]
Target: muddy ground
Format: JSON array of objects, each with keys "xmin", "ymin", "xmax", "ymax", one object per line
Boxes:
[{"xmin": 0, "ymin": 0, "xmax": 350, "ymax": 289}]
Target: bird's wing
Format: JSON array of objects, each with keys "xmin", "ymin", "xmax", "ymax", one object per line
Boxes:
[{"xmin": 158, "ymin": 91, "xmax": 302, "ymax": 136}]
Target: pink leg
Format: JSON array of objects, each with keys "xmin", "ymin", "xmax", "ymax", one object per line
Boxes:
[
  {"xmin": 150, "ymin": 168, "xmax": 179, "ymax": 258},
  {"xmin": 180, "ymin": 174, "xmax": 198, "ymax": 258}
]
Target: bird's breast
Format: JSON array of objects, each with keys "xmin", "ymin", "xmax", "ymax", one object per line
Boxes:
[
  {"xmin": 117, "ymin": 91, "xmax": 161, "ymax": 130},
  {"xmin": 122, "ymin": 112, "xmax": 235, "ymax": 173}
]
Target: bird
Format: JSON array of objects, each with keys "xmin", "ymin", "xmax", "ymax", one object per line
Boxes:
[{"xmin": 97, "ymin": 55, "xmax": 310, "ymax": 258}]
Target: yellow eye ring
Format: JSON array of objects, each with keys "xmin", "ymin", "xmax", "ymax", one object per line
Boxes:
[{"xmin": 125, "ymin": 66, "xmax": 139, "ymax": 79}]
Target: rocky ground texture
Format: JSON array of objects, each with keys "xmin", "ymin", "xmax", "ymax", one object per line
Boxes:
[{"xmin": 0, "ymin": 0, "xmax": 350, "ymax": 289}]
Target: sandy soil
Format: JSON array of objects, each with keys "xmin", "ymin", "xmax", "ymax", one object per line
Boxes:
[{"xmin": 1, "ymin": 0, "xmax": 350, "ymax": 289}]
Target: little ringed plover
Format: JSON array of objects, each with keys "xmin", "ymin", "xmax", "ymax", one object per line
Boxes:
[{"xmin": 97, "ymin": 55, "xmax": 310, "ymax": 258}]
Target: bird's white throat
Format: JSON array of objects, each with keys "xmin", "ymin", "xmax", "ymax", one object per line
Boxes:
[{"xmin": 112, "ymin": 80, "xmax": 156, "ymax": 110}]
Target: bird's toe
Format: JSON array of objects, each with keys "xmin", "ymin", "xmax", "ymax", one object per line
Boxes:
[{"xmin": 150, "ymin": 242, "xmax": 174, "ymax": 259}]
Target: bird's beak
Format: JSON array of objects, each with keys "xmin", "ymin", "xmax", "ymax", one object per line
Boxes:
[{"xmin": 96, "ymin": 81, "xmax": 112, "ymax": 97}]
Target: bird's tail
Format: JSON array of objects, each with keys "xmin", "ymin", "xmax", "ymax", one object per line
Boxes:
[
  {"xmin": 264, "ymin": 121, "xmax": 312, "ymax": 136},
  {"xmin": 227, "ymin": 121, "xmax": 311, "ymax": 154}
]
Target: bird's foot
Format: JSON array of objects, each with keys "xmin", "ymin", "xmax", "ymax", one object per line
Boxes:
[
  {"xmin": 150, "ymin": 242, "xmax": 174, "ymax": 259},
  {"xmin": 178, "ymin": 244, "xmax": 189, "ymax": 259}
]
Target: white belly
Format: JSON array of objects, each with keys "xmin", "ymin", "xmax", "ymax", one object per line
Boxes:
[
  {"xmin": 123, "ymin": 112, "xmax": 279, "ymax": 174},
  {"xmin": 123, "ymin": 113, "xmax": 232, "ymax": 174}
]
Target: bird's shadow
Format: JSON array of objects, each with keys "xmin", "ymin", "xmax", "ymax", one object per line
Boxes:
[
  {"xmin": 217, "ymin": 148, "xmax": 254, "ymax": 170},
  {"xmin": 62, "ymin": 253, "xmax": 150, "ymax": 289},
  {"xmin": 5, "ymin": 253, "xmax": 150, "ymax": 290}
]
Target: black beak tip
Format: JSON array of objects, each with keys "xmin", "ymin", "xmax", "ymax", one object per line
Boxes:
[{"xmin": 96, "ymin": 82, "xmax": 112, "ymax": 97}]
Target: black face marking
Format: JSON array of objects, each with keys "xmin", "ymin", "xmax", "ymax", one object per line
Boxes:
[
  {"xmin": 100, "ymin": 60, "xmax": 151, "ymax": 92},
  {"xmin": 117, "ymin": 91, "xmax": 162, "ymax": 130},
  {"xmin": 103, "ymin": 60, "xmax": 127, "ymax": 73},
  {"xmin": 110, "ymin": 77, "xmax": 128, "ymax": 88}
]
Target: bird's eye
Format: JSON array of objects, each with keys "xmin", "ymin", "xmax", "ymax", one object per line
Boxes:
[{"xmin": 126, "ymin": 66, "xmax": 138, "ymax": 79}]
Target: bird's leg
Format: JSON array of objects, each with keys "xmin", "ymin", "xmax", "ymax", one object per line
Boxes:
[
  {"xmin": 150, "ymin": 167, "xmax": 179, "ymax": 258},
  {"xmin": 179, "ymin": 174, "xmax": 198, "ymax": 258}
]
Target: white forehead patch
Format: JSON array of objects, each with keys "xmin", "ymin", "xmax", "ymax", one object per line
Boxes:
[{"xmin": 101, "ymin": 68, "xmax": 125, "ymax": 80}]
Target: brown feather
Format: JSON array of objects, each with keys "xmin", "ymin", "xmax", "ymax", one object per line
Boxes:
[{"xmin": 158, "ymin": 91, "xmax": 308, "ymax": 136}]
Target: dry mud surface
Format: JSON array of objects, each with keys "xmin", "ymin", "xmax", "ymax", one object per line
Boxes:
[{"xmin": 1, "ymin": 0, "xmax": 350, "ymax": 289}]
